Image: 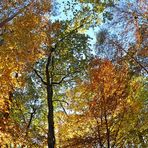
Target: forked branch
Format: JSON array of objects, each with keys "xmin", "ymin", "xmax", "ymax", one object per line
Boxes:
[{"xmin": 33, "ymin": 69, "xmax": 47, "ymax": 85}]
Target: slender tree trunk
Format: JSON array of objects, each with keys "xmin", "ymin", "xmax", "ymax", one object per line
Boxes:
[
  {"xmin": 104, "ymin": 112, "xmax": 110, "ymax": 148},
  {"xmin": 46, "ymin": 54, "xmax": 55, "ymax": 148},
  {"xmin": 47, "ymin": 84, "xmax": 55, "ymax": 148}
]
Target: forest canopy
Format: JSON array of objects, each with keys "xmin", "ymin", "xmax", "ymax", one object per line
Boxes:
[{"xmin": 0, "ymin": 0, "xmax": 147, "ymax": 147}]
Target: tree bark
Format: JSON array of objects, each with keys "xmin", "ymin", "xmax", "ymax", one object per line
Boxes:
[
  {"xmin": 47, "ymin": 84, "xmax": 55, "ymax": 148},
  {"xmin": 46, "ymin": 54, "xmax": 55, "ymax": 148}
]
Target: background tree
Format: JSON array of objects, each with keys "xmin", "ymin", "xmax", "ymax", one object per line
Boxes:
[{"xmin": 57, "ymin": 58, "xmax": 147, "ymax": 147}]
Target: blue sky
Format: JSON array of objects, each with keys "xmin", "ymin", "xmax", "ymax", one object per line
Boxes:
[
  {"xmin": 51, "ymin": 0, "xmax": 98, "ymax": 47},
  {"xmin": 50, "ymin": 0, "xmax": 142, "ymax": 52}
]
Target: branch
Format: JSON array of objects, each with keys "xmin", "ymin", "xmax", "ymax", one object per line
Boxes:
[
  {"xmin": 26, "ymin": 99, "xmax": 37, "ymax": 130},
  {"xmin": 53, "ymin": 99, "xmax": 69, "ymax": 105},
  {"xmin": 52, "ymin": 75, "xmax": 68, "ymax": 85},
  {"xmin": 52, "ymin": 70, "xmax": 81, "ymax": 85},
  {"xmin": 60, "ymin": 102, "xmax": 68, "ymax": 116},
  {"xmin": 33, "ymin": 69, "xmax": 47, "ymax": 85},
  {"xmin": 110, "ymin": 39, "xmax": 148, "ymax": 74},
  {"xmin": 0, "ymin": 2, "xmax": 32, "ymax": 28},
  {"xmin": 27, "ymin": 109, "xmax": 36, "ymax": 129}
]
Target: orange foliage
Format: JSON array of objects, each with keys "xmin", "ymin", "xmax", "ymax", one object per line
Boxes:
[{"xmin": 57, "ymin": 59, "xmax": 130, "ymax": 147}]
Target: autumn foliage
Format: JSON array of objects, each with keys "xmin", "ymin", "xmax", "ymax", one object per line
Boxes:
[
  {"xmin": 0, "ymin": 0, "xmax": 147, "ymax": 147},
  {"xmin": 57, "ymin": 59, "xmax": 147, "ymax": 147}
]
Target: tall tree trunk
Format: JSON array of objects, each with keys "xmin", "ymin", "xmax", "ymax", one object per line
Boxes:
[
  {"xmin": 47, "ymin": 84, "xmax": 55, "ymax": 148},
  {"xmin": 46, "ymin": 54, "xmax": 55, "ymax": 148}
]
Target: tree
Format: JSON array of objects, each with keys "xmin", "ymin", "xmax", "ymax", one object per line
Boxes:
[
  {"xmin": 58, "ymin": 58, "xmax": 147, "ymax": 147},
  {"xmin": 0, "ymin": 17, "xmax": 91, "ymax": 147},
  {"xmin": 33, "ymin": 21, "xmax": 91, "ymax": 147},
  {"xmin": 0, "ymin": 0, "xmax": 52, "ymax": 146},
  {"xmin": 0, "ymin": 75, "xmax": 48, "ymax": 147}
]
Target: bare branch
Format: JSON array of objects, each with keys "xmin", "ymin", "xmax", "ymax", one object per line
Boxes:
[
  {"xmin": 53, "ymin": 99, "xmax": 69, "ymax": 105},
  {"xmin": 33, "ymin": 69, "xmax": 47, "ymax": 85},
  {"xmin": 52, "ymin": 70, "xmax": 81, "ymax": 85},
  {"xmin": 52, "ymin": 75, "xmax": 68, "ymax": 85}
]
